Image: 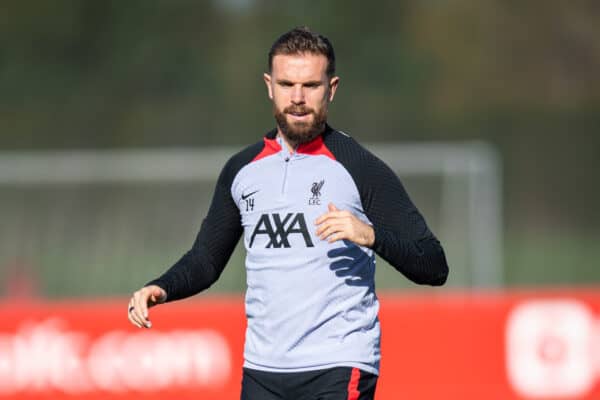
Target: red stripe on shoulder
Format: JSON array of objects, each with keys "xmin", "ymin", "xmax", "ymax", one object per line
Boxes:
[
  {"xmin": 297, "ymin": 135, "xmax": 336, "ymax": 160},
  {"xmin": 252, "ymin": 137, "xmax": 281, "ymax": 162},
  {"xmin": 347, "ymin": 367, "xmax": 361, "ymax": 400}
]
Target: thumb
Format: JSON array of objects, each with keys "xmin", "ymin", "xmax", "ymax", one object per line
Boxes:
[
  {"xmin": 328, "ymin": 203, "xmax": 339, "ymax": 212},
  {"xmin": 149, "ymin": 286, "xmax": 166, "ymax": 304}
]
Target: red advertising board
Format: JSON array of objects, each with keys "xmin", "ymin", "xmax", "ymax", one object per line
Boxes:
[{"xmin": 1, "ymin": 289, "xmax": 600, "ymax": 399}]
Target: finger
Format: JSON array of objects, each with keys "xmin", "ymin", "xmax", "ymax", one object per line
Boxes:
[
  {"xmin": 128, "ymin": 309, "xmax": 143, "ymax": 328},
  {"xmin": 138, "ymin": 290, "xmax": 150, "ymax": 320},
  {"xmin": 328, "ymin": 231, "xmax": 348, "ymax": 243},
  {"xmin": 140, "ymin": 306, "xmax": 152, "ymax": 329},
  {"xmin": 318, "ymin": 223, "xmax": 346, "ymax": 240},
  {"xmin": 127, "ymin": 301, "xmax": 135, "ymax": 324},
  {"xmin": 328, "ymin": 203, "xmax": 339, "ymax": 212},
  {"xmin": 315, "ymin": 212, "xmax": 332, "ymax": 225},
  {"xmin": 131, "ymin": 301, "xmax": 147, "ymax": 328},
  {"xmin": 316, "ymin": 219, "xmax": 344, "ymax": 236},
  {"xmin": 128, "ymin": 300, "xmax": 144, "ymax": 328},
  {"xmin": 320, "ymin": 223, "xmax": 350, "ymax": 240},
  {"xmin": 316, "ymin": 220, "xmax": 330, "ymax": 236},
  {"xmin": 149, "ymin": 286, "xmax": 167, "ymax": 307},
  {"xmin": 315, "ymin": 211, "xmax": 350, "ymax": 225},
  {"xmin": 134, "ymin": 291, "xmax": 152, "ymax": 328}
]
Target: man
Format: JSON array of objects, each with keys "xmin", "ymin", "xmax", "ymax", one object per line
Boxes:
[{"xmin": 128, "ymin": 27, "xmax": 449, "ymax": 399}]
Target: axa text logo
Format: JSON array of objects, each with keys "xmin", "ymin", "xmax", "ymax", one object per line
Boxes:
[{"xmin": 249, "ymin": 213, "xmax": 314, "ymax": 248}]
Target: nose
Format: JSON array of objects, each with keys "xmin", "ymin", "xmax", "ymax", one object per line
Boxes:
[{"xmin": 291, "ymin": 84, "xmax": 305, "ymax": 105}]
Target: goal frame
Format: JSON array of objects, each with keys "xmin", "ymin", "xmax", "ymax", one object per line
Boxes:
[{"xmin": 0, "ymin": 142, "xmax": 502, "ymax": 287}]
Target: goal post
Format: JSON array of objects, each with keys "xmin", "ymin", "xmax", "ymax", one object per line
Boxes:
[{"xmin": 370, "ymin": 142, "xmax": 503, "ymax": 288}]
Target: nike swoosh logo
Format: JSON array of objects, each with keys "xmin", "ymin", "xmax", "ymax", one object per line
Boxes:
[{"xmin": 241, "ymin": 190, "xmax": 259, "ymax": 200}]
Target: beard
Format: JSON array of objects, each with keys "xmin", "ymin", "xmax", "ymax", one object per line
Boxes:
[{"xmin": 274, "ymin": 104, "xmax": 327, "ymax": 146}]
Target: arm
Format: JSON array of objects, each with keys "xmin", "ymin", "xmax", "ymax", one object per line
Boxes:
[
  {"xmin": 321, "ymin": 131, "xmax": 449, "ymax": 286},
  {"xmin": 360, "ymin": 154, "xmax": 448, "ymax": 285},
  {"xmin": 146, "ymin": 158, "xmax": 243, "ymax": 301},
  {"xmin": 128, "ymin": 156, "xmax": 244, "ymax": 328}
]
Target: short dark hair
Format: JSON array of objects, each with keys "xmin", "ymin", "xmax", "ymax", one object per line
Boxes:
[{"xmin": 268, "ymin": 27, "xmax": 336, "ymax": 77}]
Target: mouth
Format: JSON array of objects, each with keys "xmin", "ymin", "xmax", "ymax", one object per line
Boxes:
[{"xmin": 287, "ymin": 111, "xmax": 312, "ymax": 121}]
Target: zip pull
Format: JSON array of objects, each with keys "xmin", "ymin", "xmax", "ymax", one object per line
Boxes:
[{"xmin": 282, "ymin": 155, "xmax": 290, "ymax": 194}]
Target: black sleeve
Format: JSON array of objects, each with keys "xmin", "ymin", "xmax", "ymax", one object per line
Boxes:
[
  {"xmin": 146, "ymin": 142, "xmax": 264, "ymax": 301},
  {"xmin": 324, "ymin": 129, "xmax": 449, "ymax": 286}
]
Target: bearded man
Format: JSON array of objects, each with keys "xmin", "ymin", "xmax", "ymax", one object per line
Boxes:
[{"xmin": 128, "ymin": 27, "xmax": 449, "ymax": 400}]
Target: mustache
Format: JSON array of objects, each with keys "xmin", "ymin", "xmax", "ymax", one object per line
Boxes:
[{"xmin": 283, "ymin": 105, "xmax": 315, "ymax": 115}]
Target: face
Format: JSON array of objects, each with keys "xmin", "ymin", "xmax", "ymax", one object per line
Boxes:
[{"xmin": 264, "ymin": 53, "xmax": 339, "ymax": 146}]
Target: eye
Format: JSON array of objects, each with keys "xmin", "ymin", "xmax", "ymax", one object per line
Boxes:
[
  {"xmin": 279, "ymin": 81, "xmax": 293, "ymax": 87},
  {"xmin": 304, "ymin": 82, "xmax": 321, "ymax": 88}
]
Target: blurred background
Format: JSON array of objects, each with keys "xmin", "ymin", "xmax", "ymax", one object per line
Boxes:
[
  {"xmin": 1, "ymin": 1, "xmax": 600, "ymax": 399},
  {"xmin": 1, "ymin": 0, "xmax": 598, "ymax": 298}
]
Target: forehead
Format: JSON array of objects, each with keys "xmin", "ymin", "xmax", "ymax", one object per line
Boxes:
[{"xmin": 270, "ymin": 53, "xmax": 329, "ymax": 81}]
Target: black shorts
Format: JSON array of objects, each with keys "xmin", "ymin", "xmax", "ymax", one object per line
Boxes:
[{"xmin": 241, "ymin": 366, "xmax": 378, "ymax": 400}]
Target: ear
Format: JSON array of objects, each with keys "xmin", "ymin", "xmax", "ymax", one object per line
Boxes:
[
  {"xmin": 263, "ymin": 73, "xmax": 273, "ymax": 100},
  {"xmin": 328, "ymin": 76, "xmax": 340, "ymax": 102}
]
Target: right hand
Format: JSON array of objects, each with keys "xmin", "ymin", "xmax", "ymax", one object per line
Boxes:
[{"xmin": 127, "ymin": 285, "xmax": 167, "ymax": 329}]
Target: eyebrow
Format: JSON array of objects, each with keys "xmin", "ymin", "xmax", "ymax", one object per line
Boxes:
[{"xmin": 275, "ymin": 79, "xmax": 323, "ymax": 86}]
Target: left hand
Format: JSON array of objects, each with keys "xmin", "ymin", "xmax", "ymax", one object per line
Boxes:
[{"xmin": 315, "ymin": 203, "xmax": 375, "ymax": 247}]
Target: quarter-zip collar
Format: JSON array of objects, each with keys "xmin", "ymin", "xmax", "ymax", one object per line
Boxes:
[
  {"xmin": 261, "ymin": 124, "xmax": 336, "ymax": 162},
  {"xmin": 276, "ymin": 135, "xmax": 296, "ymax": 160}
]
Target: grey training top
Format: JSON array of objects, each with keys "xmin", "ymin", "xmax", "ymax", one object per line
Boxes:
[{"xmin": 148, "ymin": 125, "xmax": 449, "ymax": 375}]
